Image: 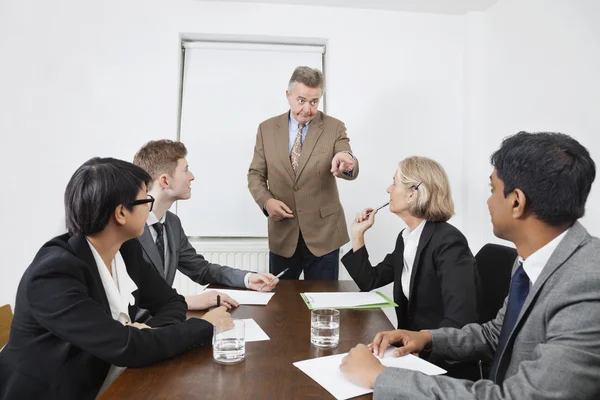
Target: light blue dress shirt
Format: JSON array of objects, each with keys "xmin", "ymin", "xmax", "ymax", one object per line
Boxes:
[
  {"xmin": 288, "ymin": 113, "xmax": 353, "ymax": 176},
  {"xmin": 288, "ymin": 114, "xmax": 310, "ymax": 153}
]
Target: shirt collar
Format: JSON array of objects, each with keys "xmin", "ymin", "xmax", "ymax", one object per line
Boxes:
[
  {"xmin": 146, "ymin": 211, "xmax": 166, "ymax": 226},
  {"xmin": 519, "ymin": 229, "xmax": 569, "ymax": 285},
  {"xmin": 85, "ymin": 239, "xmax": 134, "ymax": 324},
  {"xmin": 402, "ymin": 219, "xmax": 426, "ymax": 241},
  {"xmin": 289, "ymin": 113, "xmax": 311, "ymax": 130}
]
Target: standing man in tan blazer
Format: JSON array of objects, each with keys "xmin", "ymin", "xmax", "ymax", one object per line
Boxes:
[{"xmin": 248, "ymin": 66, "xmax": 359, "ymax": 280}]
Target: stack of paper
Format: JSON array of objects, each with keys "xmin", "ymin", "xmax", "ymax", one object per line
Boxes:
[
  {"xmin": 204, "ymin": 288, "xmax": 276, "ymax": 305},
  {"xmin": 293, "ymin": 347, "xmax": 446, "ymax": 399},
  {"xmin": 300, "ymin": 292, "xmax": 397, "ymax": 309}
]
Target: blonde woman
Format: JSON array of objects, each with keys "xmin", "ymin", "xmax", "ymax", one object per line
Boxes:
[{"xmin": 342, "ymin": 156, "xmax": 481, "ymax": 378}]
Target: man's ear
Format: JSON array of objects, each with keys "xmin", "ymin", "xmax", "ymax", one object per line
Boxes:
[
  {"xmin": 158, "ymin": 174, "xmax": 170, "ymax": 190},
  {"xmin": 511, "ymin": 188, "xmax": 527, "ymax": 219},
  {"xmin": 114, "ymin": 205, "xmax": 127, "ymax": 227}
]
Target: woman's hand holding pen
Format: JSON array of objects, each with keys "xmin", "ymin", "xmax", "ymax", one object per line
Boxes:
[
  {"xmin": 186, "ymin": 291, "xmax": 239, "ymax": 310},
  {"xmin": 351, "ymin": 208, "xmax": 377, "ymax": 236},
  {"xmin": 350, "ymin": 208, "xmax": 376, "ymax": 251}
]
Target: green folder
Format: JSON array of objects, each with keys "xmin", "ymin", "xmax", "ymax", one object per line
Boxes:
[{"xmin": 300, "ymin": 291, "xmax": 398, "ymax": 310}]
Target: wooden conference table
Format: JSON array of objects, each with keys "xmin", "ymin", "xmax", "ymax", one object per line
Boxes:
[{"xmin": 100, "ymin": 280, "xmax": 395, "ymax": 399}]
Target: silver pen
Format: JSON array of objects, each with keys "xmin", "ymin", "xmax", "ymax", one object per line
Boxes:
[{"xmin": 260, "ymin": 268, "xmax": 289, "ymax": 290}]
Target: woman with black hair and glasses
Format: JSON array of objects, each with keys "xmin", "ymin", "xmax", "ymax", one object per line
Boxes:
[
  {"xmin": 0, "ymin": 157, "xmax": 230, "ymax": 400},
  {"xmin": 341, "ymin": 156, "xmax": 481, "ymax": 379}
]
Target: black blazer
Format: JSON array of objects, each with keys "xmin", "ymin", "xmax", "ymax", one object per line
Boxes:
[
  {"xmin": 0, "ymin": 234, "xmax": 213, "ymax": 400},
  {"xmin": 342, "ymin": 221, "xmax": 481, "ymax": 331}
]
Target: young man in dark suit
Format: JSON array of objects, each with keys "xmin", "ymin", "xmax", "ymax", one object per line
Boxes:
[
  {"xmin": 0, "ymin": 157, "xmax": 230, "ymax": 400},
  {"xmin": 133, "ymin": 140, "xmax": 278, "ymax": 312}
]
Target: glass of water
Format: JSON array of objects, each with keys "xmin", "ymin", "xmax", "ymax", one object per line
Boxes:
[
  {"xmin": 310, "ymin": 308, "xmax": 340, "ymax": 348},
  {"xmin": 213, "ymin": 319, "xmax": 245, "ymax": 364}
]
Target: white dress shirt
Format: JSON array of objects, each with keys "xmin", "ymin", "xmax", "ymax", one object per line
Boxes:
[
  {"xmin": 401, "ymin": 220, "xmax": 427, "ymax": 300},
  {"xmin": 86, "ymin": 239, "xmax": 138, "ymax": 396},
  {"xmin": 519, "ymin": 229, "xmax": 569, "ymax": 286}
]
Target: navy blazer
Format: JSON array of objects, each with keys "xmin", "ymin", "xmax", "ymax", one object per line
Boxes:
[
  {"xmin": 0, "ymin": 234, "xmax": 213, "ymax": 400},
  {"xmin": 342, "ymin": 221, "xmax": 481, "ymax": 331}
]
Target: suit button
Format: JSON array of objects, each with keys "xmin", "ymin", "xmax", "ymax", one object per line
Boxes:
[{"xmin": 294, "ymin": 186, "xmax": 299, "ymax": 191}]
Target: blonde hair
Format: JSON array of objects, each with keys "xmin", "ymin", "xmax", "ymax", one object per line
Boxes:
[
  {"xmin": 133, "ymin": 140, "xmax": 187, "ymax": 189},
  {"xmin": 396, "ymin": 156, "xmax": 454, "ymax": 222}
]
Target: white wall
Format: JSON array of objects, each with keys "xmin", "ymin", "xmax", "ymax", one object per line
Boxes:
[
  {"xmin": 2, "ymin": 0, "xmax": 598, "ymax": 321},
  {"xmin": 0, "ymin": 0, "xmax": 465, "ymax": 312},
  {"xmin": 465, "ymin": 0, "xmax": 600, "ymax": 251}
]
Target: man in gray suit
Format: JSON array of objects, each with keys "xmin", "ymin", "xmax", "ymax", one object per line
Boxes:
[
  {"xmin": 133, "ymin": 140, "xmax": 278, "ymax": 311},
  {"xmin": 340, "ymin": 132, "xmax": 600, "ymax": 399}
]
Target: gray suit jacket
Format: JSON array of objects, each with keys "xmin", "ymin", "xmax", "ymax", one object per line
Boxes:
[
  {"xmin": 374, "ymin": 221, "xmax": 600, "ymax": 399},
  {"xmin": 138, "ymin": 211, "xmax": 249, "ymax": 289}
]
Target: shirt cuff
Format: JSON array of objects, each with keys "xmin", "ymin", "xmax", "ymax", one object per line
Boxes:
[
  {"xmin": 343, "ymin": 152, "xmax": 355, "ymax": 177},
  {"xmin": 244, "ymin": 272, "xmax": 252, "ymax": 288}
]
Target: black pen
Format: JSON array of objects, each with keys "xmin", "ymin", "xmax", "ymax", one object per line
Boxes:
[
  {"xmin": 366, "ymin": 201, "xmax": 390, "ymax": 216},
  {"xmin": 217, "ymin": 294, "xmax": 221, "ymax": 307}
]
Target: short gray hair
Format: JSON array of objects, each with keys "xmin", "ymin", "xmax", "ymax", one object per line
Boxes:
[{"xmin": 288, "ymin": 66, "xmax": 324, "ymax": 92}]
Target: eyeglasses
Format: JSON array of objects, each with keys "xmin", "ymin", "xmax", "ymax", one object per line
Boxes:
[
  {"xmin": 410, "ymin": 182, "xmax": 423, "ymax": 190},
  {"xmin": 129, "ymin": 194, "xmax": 155, "ymax": 212}
]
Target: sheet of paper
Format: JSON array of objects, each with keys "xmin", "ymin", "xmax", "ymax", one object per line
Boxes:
[
  {"xmin": 242, "ymin": 318, "xmax": 270, "ymax": 342},
  {"xmin": 303, "ymin": 292, "xmax": 388, "ymax": 308},
  {"xmin": 204, "ymin": 288, "xmax": 275, "ymax": 305},
  {"xmin": 293, "ymin": 347, "xmax": 446, "ymax": 400}
]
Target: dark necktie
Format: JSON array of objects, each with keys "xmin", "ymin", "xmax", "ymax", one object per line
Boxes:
[
  {"xmin": 489, "ymin": 262, "xmax": 530, "ymax": 383},
  {"xmin": 152, "ymin": 222, "xmax": 166, "ymax": 270}
]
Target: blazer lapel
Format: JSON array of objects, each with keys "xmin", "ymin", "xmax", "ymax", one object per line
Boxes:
[
  {"xmin": 163, "ymin": 216, "xmax": 178, "ymax": 285},
  {"xmin": 275, "ymin": 112, "xmax": 296, "ymax": 182},
  {"xmin": 407, "ymin": 222, "xmax": 435, "ymax": 312},
  {"xmin": 294, "ymin": 112, "xmax": 324, "ymax": 181},
  {"xmin": 393, "ymin": 231, "xmax": 410, "ymax": 328},
  {"xmin": 139, "ymin": 224, "xmax": 166, "ymax": 279},
  {"xmin": 501, "ymin": 222, "xmax": 589, "ymax": 353},
  {"xmin": 68, "ymin": 235, "xmax": 110, "ymax": 313}
]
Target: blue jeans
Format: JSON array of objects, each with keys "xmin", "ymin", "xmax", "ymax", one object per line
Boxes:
[{"xmin": 269, "ymin": 232, "xmax": 339, "ymax": 280}]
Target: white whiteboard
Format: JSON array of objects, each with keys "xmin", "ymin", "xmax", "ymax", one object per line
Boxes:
[{"xmin": 178, "ymin": 41, "xmax": 324, "ymax": 237}]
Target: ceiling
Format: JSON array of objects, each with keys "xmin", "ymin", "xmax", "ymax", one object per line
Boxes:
[{"xmin": 201, "ymin": 0, "xmax": 500, "ymax": 15}]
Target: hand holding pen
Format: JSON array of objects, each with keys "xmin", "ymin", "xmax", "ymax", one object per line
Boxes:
[
  {"xmin": 259, "ymin": 268, "xmax": 289, "ymax": 291},
  {"xmin": 351, "ymin": 202, "xmax": 389, "ymax": 239},
  {"xmin": 366, "ymin": 202, "xmax": 389, "ymax": 217}
]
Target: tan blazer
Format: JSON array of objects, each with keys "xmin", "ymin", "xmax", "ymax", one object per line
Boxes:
[{"xmin": 248, "ymin": 111, "xmax": 359, "ymax": 258}]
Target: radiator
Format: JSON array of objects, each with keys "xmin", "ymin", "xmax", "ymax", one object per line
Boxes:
[
  {"xmin": 172, "ymin": 238, "xmax": 350, "ymax": 296},
  {"xmin": 173, "ymin": 237, "xmax": 269, "ymax": 296}
]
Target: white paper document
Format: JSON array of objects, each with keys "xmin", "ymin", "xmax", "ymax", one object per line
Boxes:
[
  {"xmin": 293, "ymin": 347, "xmax": 446, "ymax": 400},
  {"xmin": 204, "ymin": 288, "xmax": 275, "ymax": 305},
  {"xmin": 242, "ymin": 318, "xmax": 270, "ymax": 342},
  {"xmin": 303, "ymin": 292, "xmax": 387, "ymax": 308}
]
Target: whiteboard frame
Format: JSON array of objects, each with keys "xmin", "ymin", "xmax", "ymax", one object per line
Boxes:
[{"xmin": 175, "ymin": 37, "xmax": 328, "ymax": 239}]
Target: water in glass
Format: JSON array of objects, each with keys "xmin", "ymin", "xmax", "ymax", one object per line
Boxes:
[
  {"xmin": 213, "ymin": 319, "xmax": 245, "ymax": 364},
  {"xmin": 310, "ymin": 308, "xmax": 340, "ymax": 348}
]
